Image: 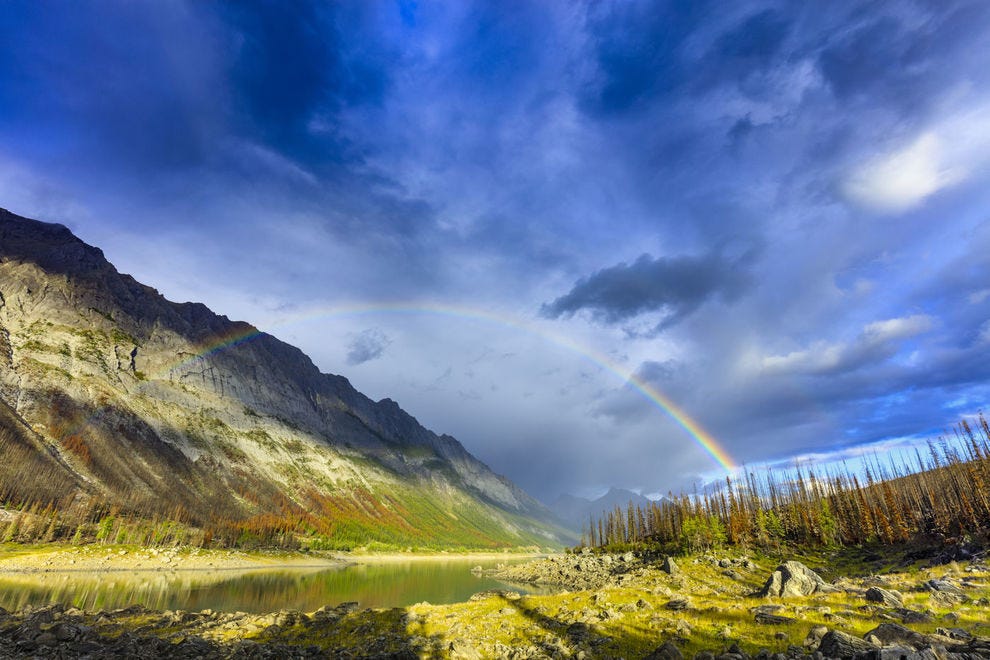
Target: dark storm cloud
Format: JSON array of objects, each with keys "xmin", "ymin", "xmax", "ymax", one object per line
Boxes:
[
  {"xmin": 214, "ymin": 2, "xmax": 391, "ymax": 167},
  {"xmin": 541, "ymin": 250, "xmax": 756, "ymax": 332},
  {"xmin": 3, "ymin": 0, "xmax": 990, "ymax": 502},
  {"xmin": 694, "ymin": 8, "xmax": 793, "ymax": 91},
  {"xmin": 818, "ymin": 2, "xmax": 990, "ymax": 109},
  {"xmin": 346, "ymin": 328, "xmax": 392, "ymax": 366},
  {"xmin": 581, "ymin": 0, "xmax": 708, "ymax": 115},
  {"xmin": 582, "ymin": 3, "xmax": 795, "ymax": 116},
  {"xmin": 0, "ymin": 3, "xmax": 219, "ymax": 172}
]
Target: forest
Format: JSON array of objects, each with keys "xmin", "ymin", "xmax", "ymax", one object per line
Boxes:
[{"xmin": 583, "ymin": 415, "xmax": 990, "ymax": 556}]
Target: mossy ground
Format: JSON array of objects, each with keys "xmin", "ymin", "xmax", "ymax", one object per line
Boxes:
[{"xmin": 6, "ymin": 546, "xmax": 982, "ymax": 658}]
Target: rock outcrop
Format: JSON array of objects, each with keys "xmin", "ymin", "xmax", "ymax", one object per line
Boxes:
[
  {"xmin": 757, "ymin": 561, "xmax": 837, "ymax": 598},
  {"xmin": 817, "ymin": 630, "xmax": 874, "ymax": 657},
  {"xmin": 865, "ymin": 586, "xmax": 904, "ymax": 608}
]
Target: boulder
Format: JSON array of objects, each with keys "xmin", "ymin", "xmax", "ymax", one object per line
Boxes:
[
  {"xmin": 644, "ymin": 640, "xmax": 683, "ymax": 660},
  {"xmin": 865, "ymin": 587, "xmax": 904, "ymax": 608},
  {"xmin": 661, "ymin": 556, "xmax": 680, "ymax": 576},
  {"xmin": 448, "ymin": 639, "xmax": 482, "ymax": 660},
  {"xmin": 754, "ymin": 611, "xmax": 795, "ymax": 625},
  {"xmin": 893, "ymin": 608, "xmax": 933, "ymax": 624},
  {"xmin": 758, "ymin": 561, "xmax": 837, "ymax": 597},
  {"xmin": 925, "ymin": 579, "xmax": 964, "ymax": 595},
  {"xmin": 934, "ymin": 627, "xmax": 972, "ymax": 641},
  {"xmin": 817, "ymin": 630, "xmax": 873, "ymax": 657},
  {"xmin": 863, "ymin": 623, "xmax": 928, "ymax": 649},
  {"xmin": 925, "ymin": 579, "xmax": 967, "ymax": 605},
  {"xmin": 803, "ymin": 625, "xmax": 829, "ymax": 649},
  {"xmin": 860, "ymin": 647, "xmax": 941, "ymax": 660}
]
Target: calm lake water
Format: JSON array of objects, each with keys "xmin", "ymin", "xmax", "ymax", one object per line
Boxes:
[{"xmin": 0, "ymin": 557, "xmax": 551, "ymax": 613}]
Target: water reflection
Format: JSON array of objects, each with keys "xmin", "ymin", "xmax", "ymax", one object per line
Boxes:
[{"xmin": 0, "ymin": 558, "xmax": 550, "ymax": 613}]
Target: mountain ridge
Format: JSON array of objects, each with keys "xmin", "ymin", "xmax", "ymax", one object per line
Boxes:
[
  {"xmin": 0, "ymin": 207, "xmax": 573, "ymax": 549},
  {"xmin": 550, "ymin": 487, "xmax": 654, "ymax": 532}
]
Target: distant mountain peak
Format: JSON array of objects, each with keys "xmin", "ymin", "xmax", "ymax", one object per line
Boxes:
[{"xmin": 548, "ymin": 486, "xmax": 654, "ymax": 532}]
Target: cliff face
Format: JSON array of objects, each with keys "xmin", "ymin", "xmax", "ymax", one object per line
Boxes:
[{"xmin": 0, "ymin": 208, "xmax": 571, "ymax": 548}]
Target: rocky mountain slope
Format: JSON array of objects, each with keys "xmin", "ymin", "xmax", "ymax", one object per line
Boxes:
[{"xmin": 0, "ymin": 207, "xmax": 572, "ymax": 549}]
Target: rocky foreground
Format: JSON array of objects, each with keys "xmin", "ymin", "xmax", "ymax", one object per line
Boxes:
[{"xmin": 1, "ymin": 548, "xmax": 989, "ymax": 658}]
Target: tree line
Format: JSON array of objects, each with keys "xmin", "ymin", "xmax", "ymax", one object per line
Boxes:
[{"xmin": 583, "ymin": 415, "xmax": 990, "ymax": 554}]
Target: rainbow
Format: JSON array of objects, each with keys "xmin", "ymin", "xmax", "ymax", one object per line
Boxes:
[{"xmin": 160, "ymin": 301, "xmax": 736, "ymax": 472}]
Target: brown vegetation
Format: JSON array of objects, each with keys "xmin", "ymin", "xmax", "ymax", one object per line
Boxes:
[{"xmin": 585, "ymin": 415, "xmax": 990, "ymax": 554}]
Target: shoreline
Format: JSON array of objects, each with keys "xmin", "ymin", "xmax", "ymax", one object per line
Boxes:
[
  {"xmin": 0, "ymin": 544, "xmax": 344, "ymax": 574},
  {"xmin": 0, "ymin": 543, "xmax": 552, "ymax": 574},
  {"xmin": 345, "ymin": 551, "xmax": 547, "ymax": 564}
]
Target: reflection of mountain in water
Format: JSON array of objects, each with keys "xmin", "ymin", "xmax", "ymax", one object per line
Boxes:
[{"xmin": 0, "ymin": 559, "xmax": 552, "ymax": 612}]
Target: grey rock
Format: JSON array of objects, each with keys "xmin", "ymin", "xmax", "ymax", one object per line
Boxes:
[
  {"xmin": 759, "ymin": 561, "xmax": 837, "ymax": 598},
  {"xmin": 755, "ymin": 611, "xmax": 796, "ymax": 625},
  {"xmin": 662, "ymin": 556, "xmax": 681, "ymax": 576},
  {"xmin": 934, "ymin": 627, "xmax": 972, "ymax": 641},
  {"xmin": 925, "ymin": 580, "xmax": 964, "ymax": 595},
  {"xmin": 449, "ymin": 639, "xmax": 482, "ymax": 660},
  {"xmin": 855, "ymin": 647, "xmax": 940, "ymax": 660},
  {"xmin": 893, "ymin": 608, "xmax": 934, "ymax": 624},
  {"xmin": 804, "ymin": 626, "xmax": 829, "ymax": 649},
  {"xmin": 817, "ymin": 630, "xmax": 873, "ymax": 657},
  {"xmin": 926, "ymin": 580, "xmax": 967, "ymax": 606},
  {"xmin": 863, "ymin": 622, "xmax": 928, "ymax": 649},
  {"xmin": 566, "ymin": 622, "xmax": 591, "ymax": 641},
  {"xmin": 645, "ymin": 640, "xmax": 684, "ymax": 660},
  {"xmin": 865, "ymin": 587, "xmax": 904, "ymax": 608}
]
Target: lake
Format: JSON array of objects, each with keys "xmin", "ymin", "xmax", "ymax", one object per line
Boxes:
[{"xmin": 0, "ymin": 557, "xmax": 553, "ymax": 613}]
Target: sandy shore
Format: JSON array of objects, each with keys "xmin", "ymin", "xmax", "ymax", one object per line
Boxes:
[
  {"xmin": 0, "ymin": 544, "xmax": 547, "ymax": 574},
  {"xmin": 345, "ymin": 551, "xmax": 545, "ymax": 564},
  {"xmin": 0, "ymin": 544, "xmax": 345, "ymax": 573}
]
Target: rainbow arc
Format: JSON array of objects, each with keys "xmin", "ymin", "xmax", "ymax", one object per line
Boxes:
[{"xmin": 163, "ymin": 302, "xmax": 736, "ymax": 472}]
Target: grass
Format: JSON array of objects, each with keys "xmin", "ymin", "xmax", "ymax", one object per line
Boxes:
[{"xmin": 0, "ymin": 544, "xmax": 985, "ymax": 657}]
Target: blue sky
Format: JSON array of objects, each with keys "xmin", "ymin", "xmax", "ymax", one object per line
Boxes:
[{"xmin": 2, "ymin": 1, "xmax": 990, "ymax": 501}]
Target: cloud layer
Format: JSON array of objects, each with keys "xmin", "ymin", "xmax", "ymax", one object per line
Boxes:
[{"xmin": 2, "ymin": 1, "xmax": 990, "ymax": 501}]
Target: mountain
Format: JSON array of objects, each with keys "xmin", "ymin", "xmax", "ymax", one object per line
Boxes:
[
  {"xmin": 550, "ymin": 488, "xmax": 654, "ymax": 532},
  {"xmin": 0, "ymin": 208, "xmax": 573, "ymax": 549}
]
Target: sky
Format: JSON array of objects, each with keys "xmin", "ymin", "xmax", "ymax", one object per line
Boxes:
[{"xmin": 2, "ymin": 1, "xmax": 990, "ymax": 502}]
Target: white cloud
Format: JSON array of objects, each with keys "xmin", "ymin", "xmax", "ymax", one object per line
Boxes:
[
  {"xmin": 979, "ymin": 320, "xmax": 990, "ymax": 345},
  {"xmin": 760, "ymin": 314, "xmax": 934, "ymax": 376},
  {"xmin": 842, "ymin": 102, "xmax": 990, "ymax": 213},
  {"xmin": 843, "ymin": 132, "xmax": 964, "ymax": 212},
  {"xmin": 969, "ymin": 289, "xmax": 990, "ymax": 304},
  {"xmin": 761, "ymin": 340, "xmax": 848, "ymax": 375},
  {"xmin": 863, "ymin": 314, "xmax": 934, "ymax": 342}
]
